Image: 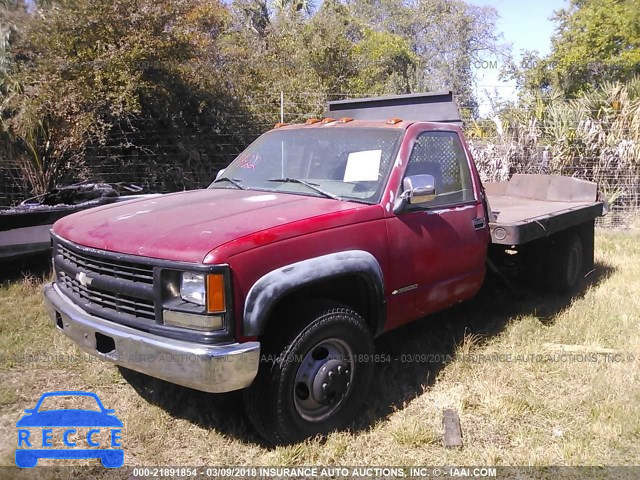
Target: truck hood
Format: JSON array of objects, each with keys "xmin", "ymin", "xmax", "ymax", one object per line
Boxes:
[{"xmin": 52, "ymin": 189, "xmax": 376, "ymax": 263}]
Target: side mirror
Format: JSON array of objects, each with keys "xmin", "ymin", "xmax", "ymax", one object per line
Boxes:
[
  {"xmin": 215, "ymin": 169, "xmax": 226, "ymax": 180},
  {"xmin": 403, "ymin": 174, "xmax": 436, "ymax": 204}
]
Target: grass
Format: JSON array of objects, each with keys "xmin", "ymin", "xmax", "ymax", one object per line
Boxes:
[{"xmin": 0, "ymin": 231, "xmax": 639, "ymax": 476}]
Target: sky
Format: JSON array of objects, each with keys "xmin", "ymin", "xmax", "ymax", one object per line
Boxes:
[{"xmin": 466, "ymin": 0, "xmax": 568, "ymax": 114}]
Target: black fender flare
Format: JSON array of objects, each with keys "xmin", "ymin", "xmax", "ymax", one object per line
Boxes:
[{"xmin": 243, "ymin": 250, "xmax": 386, "ymax": 337}]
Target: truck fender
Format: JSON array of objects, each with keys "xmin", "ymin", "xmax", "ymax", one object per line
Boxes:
[{"xmin": 243, "ymin": 250, "xmax": 385, "ymax": 337}]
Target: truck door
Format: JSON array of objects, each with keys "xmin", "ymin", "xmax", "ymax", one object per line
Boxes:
[{"xmin": 385, "ymin": 130, "xmax": 489, "ymax": 326}]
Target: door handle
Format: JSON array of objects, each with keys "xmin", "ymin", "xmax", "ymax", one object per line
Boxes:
[{"xmin": 472, "ymin": 217, "xmax": 486, "ymax": 230}]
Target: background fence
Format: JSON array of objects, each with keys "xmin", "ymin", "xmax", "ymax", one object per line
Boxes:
[{"xmin": 1, "ymin": 92, "xmax": 639, "ymax": 228}]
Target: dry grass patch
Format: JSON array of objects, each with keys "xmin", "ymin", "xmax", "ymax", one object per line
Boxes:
[{"xmin": 0, "ymin": 231, "xmax": 639, "ymax": 475}]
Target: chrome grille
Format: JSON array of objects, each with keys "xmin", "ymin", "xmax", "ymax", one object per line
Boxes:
[
  {"xmin": 54, "ymin": 239, "xmax": 156, "ymax": 324},
  {"xmin": 58, "ymin": 271, "xmax": 155, "ymax": 320},
  {"xmin": 58, "ymin": 242, "xmax": 153, "ymax": 284}
]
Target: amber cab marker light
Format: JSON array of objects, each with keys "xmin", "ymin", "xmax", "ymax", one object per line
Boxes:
[
  {"xmin": 305, "ymin": 118, "xmax": 321, "ymax": 125},
  {"xmin": 273, "ymin": 122, "xmax": 287, "ymax": 129},
  {"xmin": 321, "ymin": 117, "xmax": 336, "ymax": 124},
  {"xmin": 386, "ymin": 118, "xmax": 403, "ymax": 125},
  {"xmin": 339, "ymin": 117, "xmax": 353, "ymax": 123},
  {"xmin": 206, "ymin": 274, "xmax": 226, "ymax": 313}
]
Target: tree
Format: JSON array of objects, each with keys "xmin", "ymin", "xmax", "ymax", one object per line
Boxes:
[
  {"xmin": 273, "ymin": 0, "xmax": 315, "ymax": 18},
  {"xmin": 1, "ymin": 0, "xmax": 254, "ymax": 194},
  {"xmin": 231, "ymin": 0, "xmax": 504, "ymax": 107},
  {"xmin": 232, "ymin": 0, "xmax": 269, "ymax": 36},
  {"xmin": 349, "ymin": 29, "xmax": 417, "ymax": 94},
  {"xmin": 347, "ymin": 0, "xmax": 505, "ymax": 115},
  {"xmin": 1, "ymin": 0, "xmax": 506, "ymax": 198},
  {"xmin": 0, "ymin": 0, "xmax": 29, "ymax": 73},
  {"xmin": 523, "ymin": 0, "xmax": 640, "ymax": 96}
]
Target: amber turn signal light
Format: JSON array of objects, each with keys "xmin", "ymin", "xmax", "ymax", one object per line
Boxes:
[{"xmin": 206, "ymin": 274, "xmax": 226, "ymax": 313}]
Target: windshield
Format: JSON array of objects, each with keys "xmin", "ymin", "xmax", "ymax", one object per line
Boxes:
[{"xmin": 210, "ymin": 127, "xmax": 403, "ymax": 203}]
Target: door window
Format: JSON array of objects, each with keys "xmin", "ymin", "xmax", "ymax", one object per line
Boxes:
[{"xmin": 404, "ymin": 131, "xmax": 474, "ymax": 207}]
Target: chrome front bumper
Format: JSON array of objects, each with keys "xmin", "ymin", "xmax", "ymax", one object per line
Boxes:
[{"xmin": 43, "ymin": 283, "xmax": 260, "ymax": 393}]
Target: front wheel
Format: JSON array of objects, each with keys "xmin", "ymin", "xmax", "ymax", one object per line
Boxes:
[{"xmin": 244, "ymin": 302, "xmax": 374, "ymax": 445}]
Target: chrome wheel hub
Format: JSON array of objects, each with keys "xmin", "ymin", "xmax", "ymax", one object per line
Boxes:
[{"xmin": 293, "ymin": 338, "xmax": 354, "ymax": 422}]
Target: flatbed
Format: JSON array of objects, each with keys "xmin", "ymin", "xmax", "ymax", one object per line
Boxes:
[{"xmin": 485, "ymin": 174, "xmax": 605, "ymax": 245}]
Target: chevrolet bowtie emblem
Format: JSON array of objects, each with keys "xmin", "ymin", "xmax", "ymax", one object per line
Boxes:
[{"xmin": 75, "ymin": 271, "xmax": 93, "ymax": 287}]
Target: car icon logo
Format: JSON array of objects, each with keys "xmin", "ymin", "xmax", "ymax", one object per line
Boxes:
[{"xmin": 15, "ymin": 391, "xmax": 123, "ymax": 468}]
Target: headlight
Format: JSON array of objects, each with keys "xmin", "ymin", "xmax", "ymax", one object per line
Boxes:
[
  {"xmin": 169, "ymin": 272, "xmax": 227, "ymax": 331},
  {"xmin": 180, "ymin": 272, "xmax": 206, "ymax": 306},
  {"xmin": 179, "ymin": 272, "xmax": 227, "ymax": 313}
]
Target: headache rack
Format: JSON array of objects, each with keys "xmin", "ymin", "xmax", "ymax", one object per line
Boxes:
[{"xmin": 327, "ymin": 91, "xmax": 462, "ymax": 125}]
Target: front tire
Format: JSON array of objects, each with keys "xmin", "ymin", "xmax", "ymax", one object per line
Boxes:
[{"xmin": 244, "ymin": 302, "xmax": 374, "ymax": 445}]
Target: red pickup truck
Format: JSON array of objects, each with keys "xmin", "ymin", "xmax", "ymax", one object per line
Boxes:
[{"xmin": 43, "ymin": 93, "xmax": 604, "ymax": 444}]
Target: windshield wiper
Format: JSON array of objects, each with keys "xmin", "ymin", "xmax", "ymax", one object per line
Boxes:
[
  {"xmin": 212, "ymin": 177, "xmax": 245, "ymax": 190},
  {"xmin": 267, "ymin": 178, "xmax": 341, "ymax": 200}
]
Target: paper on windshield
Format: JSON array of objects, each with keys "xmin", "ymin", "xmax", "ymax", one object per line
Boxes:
[{"xmin": 343, "ymin": 150, "xmax": 382, "ymax": 182}]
